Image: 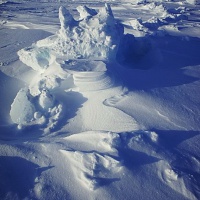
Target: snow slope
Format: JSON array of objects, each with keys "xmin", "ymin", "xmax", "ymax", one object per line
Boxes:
[{"xmin": 0, "ymin": 0, "xmax": 200, "ymax": 200}]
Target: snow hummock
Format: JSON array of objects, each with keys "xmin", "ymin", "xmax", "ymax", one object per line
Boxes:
[
  {"xmin": 11, "ymin": 4, "xmax": 123, "ymax": 128},
  {"xmin": 10, "ymin": 86, "xmax": 63, "ymax": 130},
  {"xmin": 18, "ymin": 4, "xmax": 123, "ymax": 71},
  {"xmin": 56, "ymin": 4, "xmax": 123, "ymax": 60}
]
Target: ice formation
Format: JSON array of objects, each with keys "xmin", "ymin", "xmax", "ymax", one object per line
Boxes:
[
  {"xmin": 18, "ymin": 4, "xmax": 123, "ymax": 70},
  {"xmin": 10, "ymin": 88, "xmax": 35, "ymax": 126},
  {"xmin": 10, "ymin": 4, "xmax": 123, "ymax": 129},
  {"xmin": 60, "ymin": 59, "xmax": 113, "ymax": 91},
  {"xmin": 10, "ymin": 86, "xmax": 62, "ymax": 130}
]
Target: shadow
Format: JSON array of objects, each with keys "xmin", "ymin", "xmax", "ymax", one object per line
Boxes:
[
  {"xmin": 117, "ymin": 34, "xmax": 200, "ymax": 69},
  {"xmin": 0, "ymin": 124, "xmax": 43, "ymax": 143},
  {"xmin": 115, "ymin": 34, "xmax": 200, "ymax": 90},
  {"xmin": 0, "ymin": 91, "xmax": 87, "ymax": 140},
  {"xmin": 49, "ymin": 90, "xmax": 87, "ymax": 133},
  {"xmin": 143, "ymin": 19, "xmax": 166, "ymax": 31},
  {"xmin": 165, "ymin": 14, "xmax": 188, "ymax": 23},
  {"xmin": 117, "ymin": 130, "xmax": 200, "ymax": 199},
  {"xmin": 151, "ymin": 129, "xmax": 200, "ymax": 199},
  {"xmin": 37, "ymin": 166, "xmax": 54, "ymax": 176},
  {"xmin": 0, "ymin": 156, "xmax": 56, "ymax": 199},
  {"xmin": 117, "ymin": 147, "xmax": 160, "ymax": 170},
  {"xmin": 153, "ymin": 129, "xmax": 200, "ymax": 150},
  {"xmin": 171, "ymin": 165, "xmax": 200, "ymax": 200},
  {"xmin": 112, "ymin": 132, "xmax": 160, "ymax": 170},
  {"xmin": 151, "ymin": 34, "xmax": 200, "ymax": 68},
  {"xmin": 114, "ymin": 65, "xmax": 199, "ymax": 90},
  {"xmin": 92, "ymin": 177, "xmax": 120, "ymax": 189},
  {"xmin": 0, "ymin": 71, "xmax": 24, "ymax": 126},
  {"xmin": 116, "ymin": 34, "xmax": 156, "ymax": 70},
  {"xmin": 0, "ymin": 156, "xmax": 39, "ymax": 199}
]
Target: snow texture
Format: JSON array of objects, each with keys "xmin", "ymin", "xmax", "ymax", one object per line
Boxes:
[
  {"xmin": 11, "ymin": 4, "xmax": 124, "ymax": 128},
  {"xmin": 1, "ymin": 1, "xmax": 200, "ymax": 200}
]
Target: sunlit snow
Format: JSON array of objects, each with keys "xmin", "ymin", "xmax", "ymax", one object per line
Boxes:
[{"xmin": 0, "ymin": 0, "xmax": 200, "ymax": 200}]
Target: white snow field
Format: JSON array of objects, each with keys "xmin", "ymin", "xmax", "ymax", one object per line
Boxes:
[{"xmin": 0, "ymin": 0, "xmax": 200, "ymax": 199}]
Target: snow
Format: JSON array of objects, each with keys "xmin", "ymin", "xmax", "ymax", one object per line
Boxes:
[
  {"xmin": 0, "ymin": 0, "xmax": 200, "ymax": 200},
  {"xmin": 186, "ymin": 0, "xmax": 200, "ymax": 5},
  {"xmin": 19, "ymin": 3, "xmax": 123, "ymax": 66},
  {"xmin": 10, "ymin": 88, "xmax": 36, "ymax": 126}
]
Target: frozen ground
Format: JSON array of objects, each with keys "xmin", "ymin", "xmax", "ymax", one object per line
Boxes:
[{"xmin": 0, "ymin": 0, "xmax": 200, "ymax": 200}]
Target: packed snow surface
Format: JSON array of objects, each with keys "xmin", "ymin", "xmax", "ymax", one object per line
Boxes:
[{"xmin": 0, "ymin": 0, "xmax": 200, "ymax": 200}]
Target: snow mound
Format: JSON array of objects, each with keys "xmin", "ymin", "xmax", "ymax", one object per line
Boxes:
[
  {"xmin": 10, "ymin": 87, "xmax": 63, "ymax": 130},
  {"xmin": 56, "ymin": 4, "xmax": 123, "ymax": 60},
  {"xmin": 18, "ymin": 4, "xmax": 123, "ymax": 73},
  {"xmin": 60, "ymin": 131, "xmax": 123, "ymax": 190},
  {"xmin": 10, "ymin": 4, "xmax": 123, "ymax": 129}
]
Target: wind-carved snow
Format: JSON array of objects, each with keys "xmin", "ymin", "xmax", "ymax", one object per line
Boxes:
[
  {"xmin": 60, "ymin": 131, "xmax": 123, "ymax": 190},
  {"xmin": 61, "ymin": 150, "xmax": 122, "ymax": 190},
  {"xmin": 10, "ymin": 87, "xmax": 63, "ymax": 130},
  {"xmin": 2, "ymin": 1, "xmax": 200, "ymax": 199},
  {"xmin": 59, "ymin": 129, "xmax": 197, "ymax": 196},
  {"xmin": 10, "ymin": 4, "xmax": 123, "ymax": 129},
  {"xmin": 18, "ymin": 4, "xmax": 123, "ymax": 67}
]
